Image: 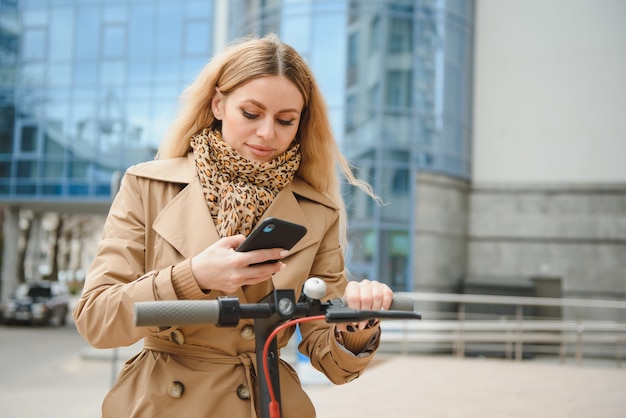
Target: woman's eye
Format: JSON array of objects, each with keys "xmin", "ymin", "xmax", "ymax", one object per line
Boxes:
[
  {"xmin": 242, "ymin": 109, "xmax": 258, "ymax": 119},
  {"xmin": 278, "ymin": 119, "xmax": 295, "ymax": 126}
]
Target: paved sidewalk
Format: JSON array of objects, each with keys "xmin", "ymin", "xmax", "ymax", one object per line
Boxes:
[
  {"xmin": 5, "ymin": 340, "xmax": 625, "ymax": 418},
  {"xmin": 304, "ymin": 355, "xmax": 626, "ymax": 418}
]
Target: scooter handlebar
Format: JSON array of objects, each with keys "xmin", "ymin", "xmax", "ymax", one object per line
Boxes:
[
  {"xmin": 135, "ymin": 300, "xmax": 221, "ymax": 327},
  {"xmin": 134, "ymin": 296, "xmax": 418, "ymax": 327}
]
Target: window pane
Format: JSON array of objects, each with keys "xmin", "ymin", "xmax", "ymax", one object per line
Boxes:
[
  {"xmin": 42, "ymin": 158, "xmax": 64, "ymax": 178},
  {"xmin": 20, "ymin": 126, "xmax": 38, "ymax": 151},
  {"xmin": 153, "ymin": 59, "xmax": 178, "ymax": 83},
  {"xmin": 185, "ymin": 0, "xmax": 212, "ymax": 18},
  {"xmin": 182, "ymin": 57, "xmax": 205, "ymax": 84},
  {"xmin": 379, "ymin": 230, "xmax": 409, "ymax": 290},
  {"xmin": 17, "ymin": 160, "xmax": 38, "ymax": 178},
  {"xmin": 20, "ymin": 63, "xmax": 45, "ymax": 85},
  {"xmin": 0, "ymin": 106, "xmax": 14, "ymax": 153},
  {"xmin": 103, "ymin": 25, "xmax": 126, "ymax": 58},
  {"xmin": 156, "ymin": 3, "xmax": 182, "ymax": 57},
  {"xmin": 75, "ymin": 6, "xmax": 99, "ymax": 60},
  {"xmin": 68, "ymin": 160, "xmax": 88, "ymax": 179},
  {"xmin": 23, "ymin": 28, "xmax": 46, "ymax": 60},
  {"xmin": 388, "ymin": 17, "xmax": 412, "ymax": 53},
  {"xmin": 385, "ymin": 70, "xmax": 412, "ymax": 107},
  {"xmin": 48, "ymin": 63, "xmax": 72, "ymax": 86},
  {"xmin": 129, "ymin": 4, "xmax": 154, "ymax": 58},
  {"xmin": 127, "ymin": 59, "xmax": 152, "ymax": 84},
  {"xmin": 100, "ymin": 60, "xmax": 125, "ymax": 85},
  {"xmin": 73, "ymin": 61, "xmax": 98, "ymax": 85},
  {"xmin": 49, "ymin": 8, "xmax": 74, "ymax": 61},
  {"xmin": 23, "ymin": 8, "xmax": 47, "ymax": 26},
  {"xmin": 184, "ymin": 21, "xmax": 210, "ymax": 56},
  {"xmin": 104, "ymin": 4, "xmax": 127, "ymax": 22}
]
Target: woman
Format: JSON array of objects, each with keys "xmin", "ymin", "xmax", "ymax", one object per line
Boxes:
[{"xmin": 73, "ymin": 34, "xmax": 393, "ymax": 418}]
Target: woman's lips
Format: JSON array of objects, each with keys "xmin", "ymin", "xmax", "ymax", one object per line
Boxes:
[{"xmin": 247, "ymin": 144, "xmax": 274, "ymax": 159}]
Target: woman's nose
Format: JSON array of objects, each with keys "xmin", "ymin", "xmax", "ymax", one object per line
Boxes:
[{"xmin": 256, "ymin": 117, "xmax": 275, "ymax": 140}]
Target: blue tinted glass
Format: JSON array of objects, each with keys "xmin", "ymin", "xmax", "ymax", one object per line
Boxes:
[
  {"xmin": 182, "ymin": 57, "xmax": 206, "ymax": 84},
  {"xmin": 281, "ymin": 14, "xmax": 310, "ymax": 53},
  {"xmin": 126, "ymin": 99, "xmax": 150, "ymax": 144},
  {"xmin": 20, "ymin": 63, "xmax": 45, "ymax": 85},
  {"xmin": 42, "ymin": 158, "xmax": 64, "ymax": 177},
  {"xmin": 126, "ymin": 86, "xmax": 151, "ymax": 99},
  {"xmin": 100, "ymin": 61, "xmax": 126, "ymax": 85},
  {"xmin": 153, "ymin": 59, "xmax": 178, "ymax": 83},
  {"xmin": 49, "ymin": 7, "xmax": 74, "ymax": 61},
  {"xmin": 22, "ymin": 8, "xmax": 47, "ymax": 26},
  {"xmin": 104, "ymin": 4, "xmax": 127, "ymax": 22},
  {"xmin": 75, "ymin": 6, "xmax": 99, "ymax": 60},
  {"xmin": 129, "ymin": 3, "xmax": 154, "ymax": 58},
  {"xmin": 70, "ymin": 100, "xmax": 96, "ymax": 139},
  {"xmin": 48, "ymin": 63, "xmax": 72, "ymax": 86},
  {"xmin": 103, "ymin": 25, "xmax": 126, "ymax": 58},
  {"xmin": 311, "ymin": 13, "xmax": 346, "ymax": 108},
  {"xmin": 185, "ymin": 0, "xmax": 212, "ymax": 18},
  {"xmin": 155, "ymin": 2, "xmax": 182, "ymax": 57},
  {"xmin": 127, "ymin": 60, "xmax": 152, "ymax": 84},
  {"xmin": 17, "ymin": 160, "xmax": 38, "ymax": 177},
  {"xmin": 73, "ymin": 62, "xmax": 98, "ymax": 85},
  {"xmin": 22, "ymin": 28, "xmax": 46, "ymax": 60},
  {"xmin": 184, "ymin": 21, "xmax": 210, "ymax": 55}
]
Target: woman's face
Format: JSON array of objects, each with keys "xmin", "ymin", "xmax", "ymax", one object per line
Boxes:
[{"xmin": 212, "ymin": 75, "xmax": 304, "ymax": 163}]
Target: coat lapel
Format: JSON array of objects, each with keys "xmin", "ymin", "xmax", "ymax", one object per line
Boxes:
[
  {"xmin": 261, "ymin": 179, "xmax": 339, "ymax": 292},
  {"xmin": 143, "ymin": 154, "xmax": 338, "ymax": 302},
  {"xmin": 144, "ymin": 154, "xmax": 220, "ymax": 259},
  {"xmin": 152, "ymin": 176, "xmax": 220, "ymax": 259}
]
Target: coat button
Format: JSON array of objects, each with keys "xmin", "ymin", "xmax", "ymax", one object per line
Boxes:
[
  {"xmin": 168, "ymin": 381, "xmax": 185, "ymax": 398},
  {"xmin": 169, "ymin": 330, "xmax": 185, "ymax": 345},
  {"xmin": 240, "ymin": 325, "xmax": 255, "ymax": 341},
  {"xmin": 237, "ymin": 384, "xmax": 251, "ymax": 400}
]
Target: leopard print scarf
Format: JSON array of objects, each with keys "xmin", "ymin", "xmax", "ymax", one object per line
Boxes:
[{"xmin": 190, "ymin": 129, "xmax": 301, "ymax": 237}]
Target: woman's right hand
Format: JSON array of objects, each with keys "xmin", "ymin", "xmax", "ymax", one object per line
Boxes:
[{"xmin": 190, "ymin": 235, "xmax": 288, "ymax": 294}]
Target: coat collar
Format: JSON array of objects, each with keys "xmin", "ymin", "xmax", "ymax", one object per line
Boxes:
[{"xmin": 130, "ymin": 153, "xmax": 337, "ymax": 260}]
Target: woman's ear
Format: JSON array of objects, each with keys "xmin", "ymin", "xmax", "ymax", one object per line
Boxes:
[{"xmin": 212, "ymin": 88, "xmax": 224, "ymax": 120}]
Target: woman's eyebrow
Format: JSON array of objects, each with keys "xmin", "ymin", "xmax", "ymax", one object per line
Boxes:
[{"xmin": 243, "ymin": 99, "xmax": 300, "ymax": 114}]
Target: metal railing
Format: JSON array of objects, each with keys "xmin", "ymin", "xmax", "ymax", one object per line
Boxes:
[{"xmin": 380, "ymin": 292, "xmax": 626, "ymax": 367}]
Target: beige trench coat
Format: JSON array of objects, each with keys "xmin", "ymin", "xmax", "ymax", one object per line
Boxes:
[{"xmin": 73, "ymin": 154, "xmax": 380, "ymax": 418}]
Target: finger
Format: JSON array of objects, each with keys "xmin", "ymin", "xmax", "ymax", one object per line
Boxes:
[
  {"xmin": 371, "ymin": 282, "xmax": 393, "ymax": 310},
  {"xmin": 358, "ymin": 280, "xmax": 374, "ymax": 311},
  {"xmin": 224, "ymin": 234, "xmax": 247, "ymax": 249},
  {"xmin": 244, "ymin": 262, "xmax": 286, "ymax": 280},
  {"xmin": 381, "ymin": 285, "xmax": 394, "ymax": 310},
  {"xmin": 240, "ymin": 248, "xmax": 288, "ymax": 266},
  {"xmin": 343, "ymin": 281, "xmax": 361, "ymax": 310},
  {"xmin": 357, "ymin": 320, "xmax": 369, "ymax": 330}
]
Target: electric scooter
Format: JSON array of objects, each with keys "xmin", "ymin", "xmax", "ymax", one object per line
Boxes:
[{"xmin": 135, "ymin": 278, "xmax": 422, "ymax": 418}]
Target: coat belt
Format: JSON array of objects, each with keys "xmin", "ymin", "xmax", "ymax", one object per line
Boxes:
[{"xmin": 143, "ymin": 335, "xmax": 272, "ymax": 418}]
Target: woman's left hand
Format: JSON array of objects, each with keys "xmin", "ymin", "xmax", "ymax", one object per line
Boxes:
[{"xmin": 338, "ymin": 279, "xmax": 394, "ymax": 331}]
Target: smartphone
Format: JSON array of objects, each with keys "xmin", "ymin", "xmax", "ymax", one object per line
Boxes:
[{"xmin": 236, "ymin": 218, "xmax": 307, "ymax": 263}]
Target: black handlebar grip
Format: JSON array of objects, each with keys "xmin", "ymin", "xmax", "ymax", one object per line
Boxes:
[
  {"xmin": 388, "ymin": 296, "xmax": 415, "ymax": 312},
  {"xmin": 134, "ymin": 300, "xmax": 221, "ymax": 327}
]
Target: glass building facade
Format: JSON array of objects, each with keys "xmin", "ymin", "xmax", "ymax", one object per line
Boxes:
[
  {"xmin": 1, "ymin": 0, "xmax": 474, "ymax": 291},
  {"xmin": 0, "ymin": 0, "xmax": 215, "ymax": 206},
  {"xmin": 229, "ymin": 0, "xmax": 474, "ymax": 291}
]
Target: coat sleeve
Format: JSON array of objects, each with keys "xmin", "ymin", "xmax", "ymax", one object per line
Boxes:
[
  {"xmin": 296, "ymin": 216, "xmax": 382, "ymax": 385},
  {"xmin": 72, "ymin": 172, "xmax": 183, "ymax": 349}
]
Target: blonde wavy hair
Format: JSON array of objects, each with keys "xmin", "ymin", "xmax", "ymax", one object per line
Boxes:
[{"xmin": 157, "ymin": 33, "xmax": 377, "ymax": 244}]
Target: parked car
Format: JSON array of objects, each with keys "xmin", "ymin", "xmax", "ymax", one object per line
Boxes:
[{"xmin": 2, "ymin": 281, "xmax": 70, "ymax": 326}]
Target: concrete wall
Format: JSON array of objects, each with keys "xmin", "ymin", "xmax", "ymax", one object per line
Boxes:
[
  {"xmin": 465, "ymin": 0, "xmax": 626, "ymax": 311},
  {"xmin": 467, "ymin": 184, "xmax": 626, "ymax": 303},
  {"xmin": 473, "ymin": 0, "xmax": 626, "ymax": 183},
  {"xmin": 414, "ymin": 172, "xmax": 469, "ymax": 293}
]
